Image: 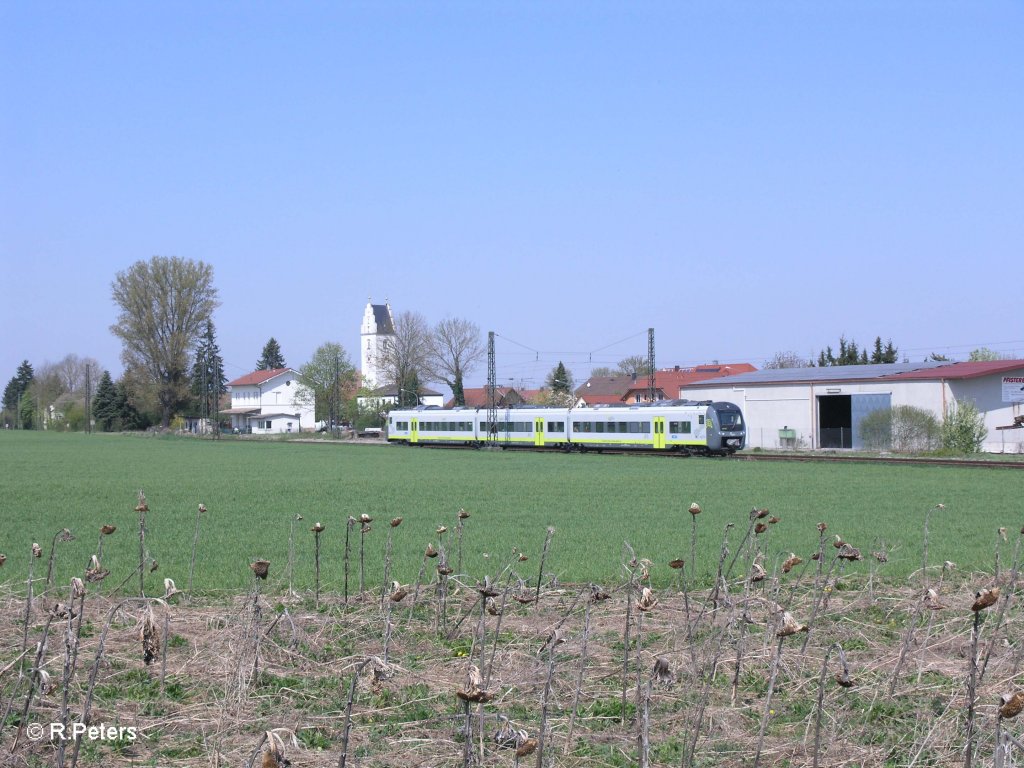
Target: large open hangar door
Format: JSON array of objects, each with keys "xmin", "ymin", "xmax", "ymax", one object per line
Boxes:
[{"xmin": 818, "ymin": 393, "xmax": 891, "ymax": 449}]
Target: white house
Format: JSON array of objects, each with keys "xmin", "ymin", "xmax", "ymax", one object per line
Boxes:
[
  {"xmin": 224, "ymin": 368, "xmax": 315, "ymax": 434},
  {"xmin": 680, "ymin": 360, "xmax": 1024, "ymax": 453}
]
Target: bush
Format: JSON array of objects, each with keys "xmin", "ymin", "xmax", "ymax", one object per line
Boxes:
[
  {"xmin": 940, "ymin": 399, "xmax": 987, "ymax": 454},
  {"xmin": 859, "ymin": 405, "xmax": 940, "ymax": 453}
]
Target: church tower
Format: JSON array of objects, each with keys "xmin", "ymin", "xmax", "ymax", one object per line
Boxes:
[{"xmin": 360, "ymin": 299, "xmax": 396, "ymax": 390}]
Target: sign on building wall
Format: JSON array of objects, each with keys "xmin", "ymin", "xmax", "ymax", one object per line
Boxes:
[{"xmin": 1003, "ymin": 377, "xmax": 1024, "ymax": 403}]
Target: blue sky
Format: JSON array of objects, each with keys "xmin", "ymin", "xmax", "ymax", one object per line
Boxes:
[{"xmin": 2, "ymin": 2, "xmax": 1022, "ymax": 391}]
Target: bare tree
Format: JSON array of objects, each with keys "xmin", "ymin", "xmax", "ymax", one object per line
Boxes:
[
  {"xmin": 428, "ymin": 318, "xmax": 484, "ymax": 407},
  {"xmin": 110, "ymin": 256, "xmax": 219, "ymax": 427},
  {"xmin": 764, "ymin": 351, "xmax": 812, "ymax": 369},
  {"xmin": 53, "ymin": 354, "xmax": 101, "ymax": 393},
  {"xmin": 377, "ymin": 311, "xmax": 433, "ymax": 407},
  {"xmin": 617, "ymin": 355, "xmax": 651, "ymax": 377}
]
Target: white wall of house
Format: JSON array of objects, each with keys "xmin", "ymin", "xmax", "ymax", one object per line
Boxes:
[
  {"xmin": 228, "ymin": 371, "xmax": 315, "ymax": 433},
  {"xmin": 683, "ymin": 372, "xmax": 1024, "ymax": 453}
]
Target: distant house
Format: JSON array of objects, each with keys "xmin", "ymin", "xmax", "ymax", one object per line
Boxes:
[
  {"xmin": 447, "ymin": 386, "xmax": 543, "ymax": 409},
  {"xmin": 361, "ymin": 384, "xmax": 446, "ymax": 410},
  {"xmin": 574, "ymin": 376, "xmax": 635, "ymax": 406},
  {"xmin": 224, "ymin": 368, "xmax": 315, "ymax": 434},
  {"xmin": 618, "ymin": 364, "xmax": 759, "ymax": 404}
]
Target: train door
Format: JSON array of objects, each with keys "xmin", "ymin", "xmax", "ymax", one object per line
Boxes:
[
  {"xmin": 535, "ymin": 417, "xmax": 545, "ymax": 447},
  {"xmin": 653, "ymin": 417, "xmax": 666, "ymax": 449},
  {"xmin": 410, "ymin": 418, "xmax": 419, "ymax": 444}
]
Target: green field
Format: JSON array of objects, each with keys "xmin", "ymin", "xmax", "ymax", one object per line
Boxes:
[{"xmin": 0, "ymin": 431, "xmax": 1020, "ymax": 593}]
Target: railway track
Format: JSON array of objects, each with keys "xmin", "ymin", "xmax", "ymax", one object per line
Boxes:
[{"xmin": 411, "ymin": 441, "xmax": 1024, "ymax": 468}]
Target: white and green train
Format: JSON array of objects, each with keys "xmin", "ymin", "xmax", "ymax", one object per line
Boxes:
[{"xmin": 386, "ymin": 400, "xmax": 745, "ymax": 455}]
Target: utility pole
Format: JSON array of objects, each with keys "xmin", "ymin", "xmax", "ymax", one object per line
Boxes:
[
  {"xmin": 647, "ymin": 327, "xmax": 656, "ymax": 403},
  {"xmin": 84, "ymin": 363, "xmax": 92, "ymax": 434},
  {"xmin": 486, "ymin": 331, "xmax": 497, "ymax": 447}
]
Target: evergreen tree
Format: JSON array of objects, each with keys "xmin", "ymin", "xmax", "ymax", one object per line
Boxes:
[
  {"xmin": 882, "ymin": 340, "xmax": 898, "ymax": 363},
  {"xmin": 92, "ymin": 370, "xmax": 120, "ymax": 431},
  {"xmin": 3, "ymin": 360, "xmax": 35, "ymax": 427},
  {"xmin": 190, "ymin": 319, "xmax": 226, "ymax": 418},
  {"xmin": 546, "ymin": 362, "xmax": 573, "ymax": 395},
  {"xmin": 256, "ymin": 337, "xmax": 286, "ymax": 370}
]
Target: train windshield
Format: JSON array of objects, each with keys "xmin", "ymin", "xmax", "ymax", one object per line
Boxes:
[{"xmin": 717, "ymin": 410, "xmax": 743, "ymax": 429}]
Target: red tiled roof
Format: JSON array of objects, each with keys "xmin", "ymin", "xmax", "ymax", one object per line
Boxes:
[
  {"xmin": 880, "ymin": 360, "xmax": 1024, "ymax": 381},
  {"xmin": 621, "ymin": 364, "xmax": 758, "ymax": 399},
  {"xmin": 227, "ymin": 368, "xmax": 292, "ymax": 387}
]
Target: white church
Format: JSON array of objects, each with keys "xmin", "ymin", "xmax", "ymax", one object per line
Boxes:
[{"xmin": 359, "ymin": 300, "xmax": 444, "ymax": 407}]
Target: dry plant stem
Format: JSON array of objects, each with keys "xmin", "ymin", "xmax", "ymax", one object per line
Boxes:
[
  {"xmin": 20, "ymin": 552, "xmax": 36, "ymax": 669},
  {"xmin": 484, "ymin": 570, "xmax": 515, "ymax": 689},
  {"xmin": 683, "ymin": 618, "xmax": 732, "ymax": 768},
  {"xmin": 456, "ymin": 517, "xmax": 465, "ymax": 575},
  {"xmin": 922, "ymin": 506, "xmax": 933, "ymax": 592},
  {"xmin": 10, "ymin": 612, "xmax": 55, "ymax": 752},
  {"xmin": 381, "ymin": 529, "xmax": 394, "ymax": 611},
  {"xmin": 56, "ymin": 589, "xmax": 87, "ymax": 759},
  {"xmin": 138, "ymin": 503, "xmax": 147, "ymax": 597},
  {"xmin": 409, "ymin": 551, "xmax": 428, "ymax": 618},
  {"xmin": 337, "ymin": 658, "xmax": 373, "ymax": 768},
  {"xmin": 916, "ymin": 564, "xmax": 951, "ymax": 684},
  {"xmin": 288, "ymin": 515, "xmax": 297, "ymax": 597},
  {"xmin": 690, "ymin": 523, "xmax": 734, "ymax": 637},
  {"xmin": 889, "ymin": 595, "xmax": 926, "ymax": 696},
  {"xmin": 680, "ymin": 563, "xmax": 698, "ymax": 673},
  {"xmin": 965, "ymin": 610, "xmax": 983, "ymax": 768},
  {"xmin": 359, "ymin": 525, "xmax": 367, "ymax": 594},
  {"xmin": 188, "ymin": 506, "xmax": 202, "ymax": 596},
  {"xmin": 812, "ymin": 528, "xmax": 827, "ymax": 594},
  {"xmin": 68, "ymin": 597, "xmax": 164, "ymax": 768},
  {"xmin": 45, "ymin": 528, "xmax": 67, "ymax": 591},
  {"xmin": 314, "ymin": 529, "xmax": 322, "ymax": 609},
  {"xmin": 534, "ymin": 526, "xmax": 555, "ymax": 606},
  {"xmin": 344, "ymin": 518, "xmax": 353, "ymax": 604},
  {"xmin": 243, "ymin": 731, "xmax": 269, "ymax": 768},
  {"xmin": 813, "ymin": 643, "xmax": 849, "ymax": 768},
  {"xmin": 535, "ymin": 638, "xmax": 557, "ymax": 768},
  {"xmin": 980, "ymin": 541, "xmax": 1023, "ymax": 682},
  {"xmin": 620, "ymin": 563, "xmax": 636, "ymax": 726},
  {"xmin": 461, "ymin": 698, "xmax": 473, "ymax": 768},
  {"xmin": 638, "ymin": 679, "xmax": 652, "ymax": 768},
  {"xmin": 731, "ymin": 557, "xmax": 760, "ymax": 705},
  {"xmin": 159, "ymin": 609, "xmax": 170, "ymax": 695},
  {"xmin": 801, "ymin": 556, "xmax": 840, "ymax": 654},
  {"xmin": 690, "ymin": 514, "xmax": 699, "ymax": 586},
  {"xmin": 753, "ymin": 636, "xmax": 787, "ymax": 768},
  {"xmin": 564, "ymin": 595, "xmax": 592, "ymax": 754}
]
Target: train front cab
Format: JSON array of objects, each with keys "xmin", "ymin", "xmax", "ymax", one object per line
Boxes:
[{"xmin": 707, "ymin": 402, "xmax": 745, "ymax": 454}]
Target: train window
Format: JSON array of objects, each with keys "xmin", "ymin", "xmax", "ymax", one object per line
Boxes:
[
  {"xmin": 642, "ymin": 422, "xmax": 650, "ymax": 433},
  {"xmin": 605, "ymin": 422, "xmax": 616, "ymax": 433},
  {"xmin": 670, "ymin": 421, "xmax": 691, "ymax": 433},
  {"xmin": 699, "ymin": 415, "xmax": 705, "ymax": 425},
  {"xmin": 595, "ymin": 422, "xmax": 605, "ymax": 433},
  {"xmin": 628, "ymin": 422, "xmax": 639, "ymax": 433},
  {"xmin": 547, "ymin": 421, "xmax": 564, "ymax": 432}
]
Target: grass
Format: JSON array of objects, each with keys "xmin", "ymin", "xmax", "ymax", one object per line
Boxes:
[{"xmin": 0, "ymin": 430, "xmax": 1020, "ymax": 593}]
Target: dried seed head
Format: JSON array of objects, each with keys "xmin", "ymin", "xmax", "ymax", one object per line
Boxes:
[
  {"xmin": 361, "ymin": 523, "xmax": 372, "ymax": 534},
  {"xmin": 972, "ymin": 587, "xmax": 1000, "ymax": 612},
  {"xmin": 86, "ymin": 555, "xmax": 109, "ymax": 583},
  {"xmin": 149, "ymin": 560, "xmax": 159, "ymax": 573},
  {"xmin": 924, "ymin": 588, "xmax": 946, "ymax": 610},
  {"xmin": 999, "ymin": 527, "xmax": 1009, "ymax": 542},
  {"xmin": 873, "ymin": 551, "xmax": 889, "ymax": 563},
  {"xmin": 437, "ymin": 564, "xmax": 453, "ymax": 576},
  {"xmin": 817, "ymin": 522, "xmax": 828, "ymax": 533},
  {"xmin": 652, "ymin": 656, "xmax": 675, "ymax": 685},
  {"xmin": 669, "ymin": 558, "xmax": 685, "ymax": 569},
  {"xmin": 0, "ymin": 554, "xmax": 5, "ymax": 567},
  {"xmin": 688, "ymin": 502, "xmax": 702, "ymax": 516},
  {"xmin": 637, "ymin": 586, "xmax": 658, "ymax": 612},
  {"xmin": 776, "ymin": 611, "xmax": 808, "ymax": 637},
  {"xmin": 135, "ymin": 491, "xmax": 149, "ymax": 513},
  {"xmin": 100, "ymin": 524, "xmax": 116, "ymax": 535},
  {"xmin": 515, "ymin": 738, "xmax": 538, "ymax": 758},
  {"xmin": 518, "ymin": 553, "xmax": 528, "ymax": 562},
  {"xmin": 935, "ymin": 503, "xmax": 945, "ymax": 510},
  {"xmin": 390, "ymin": 517, "xmax": 403, "ymax": 527},
  {"xmin": 943, "ymin": 560, "xmax": 956, "ymax": 571},
  {"xmin": 71, "ymin": 577, "xmax": 86, "ymax": 599},
  {"xmin": 58, "ymin": 528, "xmax": 74, "ymax": 542},
  {"xmin": 141, "ymin": 608, "xmax": 160, "ymax": 665},
  {"xmin": 486, "ymin": 597, "xmax": 501, "ymax": 615},
  {"xmin": 311, "ymin": 522, "xmax": 325, "ymax": 533},
  {"xmin": 37, "ymin": 669, "xmax": 52, "ymax": 694},
  {"xmin": 389, "ymin": 582, "xmax": 408, "ymax": 602},
  {"xmin": 250, "ymin": 560, "xmax": 270, "ymax": 580},
  {"xmin": 833, "ymin": 535, "xmax": 845, "ymax": 549},
  {"xmin": 425, "ymin": 543, "xmax": 438, "ymax": 558},
  {"xmin": 198, "ymin": 503, "xmax": 207, "ymax": 514},
  {"xmin": 32, "ymin": 543, "xmax": 42, "ymax": 558},
  {"xmin": 476, "ymin": 577, "xmax": 499, "ymax": 597},
  {"xmin": 1000, "ymin": 692, "xmax": 1024, "ymax": 719},
  {"xmin": 811, "ymin": 552, "xmax": 822, "ymax": 561},
  {"xmin": 359, "ymin": 513, "xmax": 373, "ymax": 524},
  {"xmin": 768, "ymin": 516, "xmax": 780, "ymax": 525},
  {"xmin": 436, "ymin": 525, "xmax": 448, "ymax": 535},
  {"xmin": 755, "ymin": 508, "xmax": 770, "ymax": 519},
  {"xmin": 754, "ymin": 522, "xmax": 768, "ymax": 535},
  {"xmin": 458, "ymin": 508, "xmax": 470, "ymax": 519},
  {"xmin": 782, "ymin": 554, "xmax": 802, "ymax": 573},
  {"xmin": 296, "ymin": 514, "xmax": 304, "ymax": 521},
  {"xmin": 834, "ymin": 671, "xmax": 855, "ymax": 688},
  {"xmin": 837, "ymin": 545, "xmax": 862, "ymax": 562},
  {"xmin": 163, "ymin": 578, "xmax": 180, "ymax": 599},
  {"xmin": 750, "ymin": 563, "xmax": 767, "ymax": 583},
  {"xmin": 590, "ymin": 584, "xmax": 610, "ymax": 602}
]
